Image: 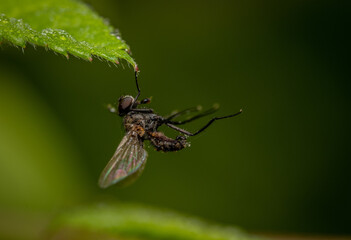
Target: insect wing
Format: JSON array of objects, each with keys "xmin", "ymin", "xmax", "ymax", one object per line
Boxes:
[{"xmin": 98, "ymin": 132, "xmax": 148, "ymax": 188}]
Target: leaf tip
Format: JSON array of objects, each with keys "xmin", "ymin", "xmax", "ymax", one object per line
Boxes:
[
  {"xmin": 88, "ymin": 57, "xmax": 93, "ymax": 62},
  {"xmin": 134, "ymin": 64, "xmax": 139, "ymax": 72}
]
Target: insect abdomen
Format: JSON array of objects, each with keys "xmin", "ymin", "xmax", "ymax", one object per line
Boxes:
[{"xmin": 148, "ymin": 132, "xmax": 188, "ymax": 152}]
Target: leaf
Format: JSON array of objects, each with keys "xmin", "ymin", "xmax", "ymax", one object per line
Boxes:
[
  {"xmin": 0, "ymin": 0, "xmax": 137, "ymax": 69},
  {"xmin": 49, "ymin": 203, "xmax": 259, "ymax": 240}
]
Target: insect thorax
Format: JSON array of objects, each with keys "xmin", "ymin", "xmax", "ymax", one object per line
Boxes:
[{"xmin": 123, "ymin": 112, "xmax": 163, "ymax": 134}]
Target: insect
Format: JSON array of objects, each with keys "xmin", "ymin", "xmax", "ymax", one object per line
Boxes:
[{"xmin": 98, "ymin": 72, "xmax": 242, "ymax": 188}]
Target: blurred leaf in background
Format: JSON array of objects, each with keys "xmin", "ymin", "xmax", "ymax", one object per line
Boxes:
[
  {"xmin": 48, "ymin": 203, "xmax": 256, "ymax": 240},
  {"xmin": 0, "ymin": 63, "xmax": 88, "ymax": 239}
]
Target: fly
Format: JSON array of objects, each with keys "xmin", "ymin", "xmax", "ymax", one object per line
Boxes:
[{"xmin": 98, "ymin": 72, "xmax": 242, "ymax": 188}]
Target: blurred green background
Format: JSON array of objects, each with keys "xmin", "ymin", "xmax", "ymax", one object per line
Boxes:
[{"xmin": 0, "ymin": 0, "xmax": 350, "ymax": 237}]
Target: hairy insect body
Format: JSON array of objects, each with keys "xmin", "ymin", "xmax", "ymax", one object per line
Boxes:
[
  {"xmin": 148, "ymin": 132, "xmax": 188, "ymax": 152},
  {"xmin": 124, "ymin": 111, "xmax": 188, "ymax": 152},
  {"xmin": 124, "ymin": 112, "xmax": 162, "ymax": 133}
]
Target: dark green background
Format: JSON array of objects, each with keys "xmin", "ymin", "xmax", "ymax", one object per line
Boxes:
[{"xmin": 0, "ymin": 0, "xmax": 350, "ymax": 235}]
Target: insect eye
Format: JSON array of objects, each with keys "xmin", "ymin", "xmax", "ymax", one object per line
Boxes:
[{"xmin": 118, "ymin": 96, "xmax": 134, "ymax": 115}]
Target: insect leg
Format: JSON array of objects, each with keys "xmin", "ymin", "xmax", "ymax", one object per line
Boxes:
[
  {"xmin": 166, "ymin": 109, "xmax": 242, "ymax": 136},
  {"xmin": 131, "ymin": 108, "xmax": 154, "ymax": 113},
  {"xmin": 134, "ymin": 71, "xmax": 141, "ymax": 103},
  {"xmin": 167, "ymin": 104, "xmax": 219, "ymax": 125},
  {"xmin": 165, "ymin": 106, "xmax": 202, "ymax": 121},
  {"xmin": 166, "ymin": 123, "xmax": 194, "ymax": 135}
]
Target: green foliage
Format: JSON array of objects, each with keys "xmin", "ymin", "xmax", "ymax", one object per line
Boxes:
[
  {"xmin": 0, "ymin": 64, "xmax": 89, "ymax": 240},
  {"xmin": 0, "ymin": 65, "xmax": 87, "ymax": 211},
  {"xmin": 0, "ymin": 0, "xmax": 136, "ymax": 68},
  {"xmin": 49, "ymin": 203, "xmax": 258, "ymax": 240}
]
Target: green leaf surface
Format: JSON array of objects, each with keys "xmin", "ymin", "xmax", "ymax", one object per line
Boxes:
[
  {"xmin": 0, "ymin": 0, "xmax": 137, "ymax": 69},
  {"xmin": 49, "ymin": 203, "xmax": 260, "ymax": 240}
]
